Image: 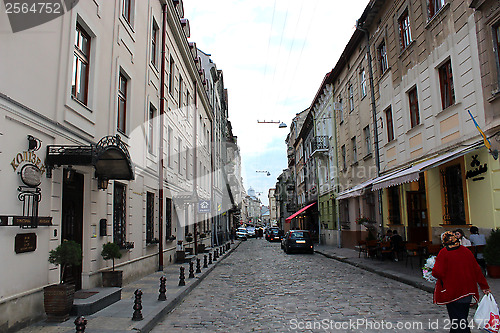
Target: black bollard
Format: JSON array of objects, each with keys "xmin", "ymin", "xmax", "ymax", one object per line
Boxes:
[
  {"xmin": 208, "ymin": 253, "xmax": 212, "ymax": 265},
  {"xmin": 158, "ymin": 276, "xmax": 167, "ymax": 301},
  {"xmin": 204, "ymin": 254, "xmax": 208, "ymax": 268},
  {"xmin": 189, "ymin": 261, "xmax": 195, "ymax": 278},
  {"xmin": 178, "ymin": 266, "xmax": 186, "ymax": 286},
  {"xmin": 196, "ymin": 258, "xmax": 202, "ymax": 273},
  {"xmin": 74, "ymin": 316, "xmax": 87, "ymax": 333},
  {"xmin": 213, "ymin": 250, "xmax": 218, "ymax": 261},
  {"xmin": 132, "ymin": 289, "xmax": 143, "ymax": 321}
]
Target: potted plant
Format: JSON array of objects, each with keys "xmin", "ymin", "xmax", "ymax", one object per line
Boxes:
[
  {"xmin": 45, "ymin": 240, "xmax": 82, "ymax": 322},
  {"xmin": 101, "ymin": 242, "xmax": 123, "ymax": 287},
  {"xmin": 484, "ymin": 228, "xmax": 500, "ymax": 278},
  {"xmin": 185, "ymin": 233, "xmax": 193, "ymax": 243}
]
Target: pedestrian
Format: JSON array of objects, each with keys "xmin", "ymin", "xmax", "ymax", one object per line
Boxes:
[
  {"xmin": 455, "ymin": 228, "xmax": 471, "ymax": 247},
  {"xmin": 432, "ymin": 231, "xmax": 491, "ymax": 333},
  {"xmin": 469, "ymin": 226, "xmax": 487, "ymax": 271},
  {"xmin": 390, "ymin": 230, "xmax": 403, "ymax": 261}
]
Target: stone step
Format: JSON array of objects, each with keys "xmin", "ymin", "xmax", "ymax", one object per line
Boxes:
[{"xmin": 71, "ymin": 287, "xmax": 122, "ymax": 316}]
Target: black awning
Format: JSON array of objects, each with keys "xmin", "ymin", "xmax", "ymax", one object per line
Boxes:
[{"xmin": 46, "ymin": 135, "xmax": 134, "ymax": 181}]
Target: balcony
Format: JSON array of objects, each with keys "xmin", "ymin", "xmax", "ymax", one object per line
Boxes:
[{"xmin": 311, "ymin": 136, "xmax": 329, "ymax": 156}]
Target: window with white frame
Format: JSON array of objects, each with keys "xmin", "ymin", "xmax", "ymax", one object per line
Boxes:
[
  {"xmin": 148, "ymin": 104, "xmax": 156, "ymax": 154},
  {"xmin": 438, "ymin": 60, "xmax": 455, "ymax": 109},
  {"xmin": 378, "ymin": 40, "xmax": 388, "ymax": 73},
  {"xmin": 360, "ymin": 69, "xmax": 367, "ymax": 98},
  {"xmin": 151, "ymin": 19, "xmax": 159, "ymax": 68},
  {"xmin": 352, "ymin": 136, "xmax": 357, "ymax": 163},
  {"xmin": 494, "ymin": 24, "xmax": 500, "ymax": 86},
  {"xmin": 117, "ymin": 71, "xmax": 128, "ymax": 134},
  {"xmin": 398, "ymin": 9, "xmax": 412, "ymax": 50},
  {"xmin": 338, "ymin": 97, "xmax": 344, "ymax": 123},
  {"xmin": 427, "ymin": 0, "xmax": 445, "ymax": 20},
  {"xmin": 348, "ymin": 84, "xmax": 354, "ymax": 112},
  {"xmin": 341, "ymin": 145, "xmax": 346, "ymax": 170},
  {"xmin": 121, "ymin": 0, "xmax": 134, "ymax": 26}
]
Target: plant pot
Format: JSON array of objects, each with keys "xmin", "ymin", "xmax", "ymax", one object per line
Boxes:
[
  {"xmin": 487, "ymin": 265, "xmax": 500, "ymax": 278},
  {"xmin": 102, "ymin": 271, "xmax": 123, "ymax": 287},
  {"xmin": 43, "ymin": 284, "xmax": 75, "ymax": 322}
]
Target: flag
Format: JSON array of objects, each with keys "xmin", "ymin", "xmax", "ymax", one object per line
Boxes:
[{"xmin": 468, "ymin": 110, "xmax": 491, "ymax": 150}]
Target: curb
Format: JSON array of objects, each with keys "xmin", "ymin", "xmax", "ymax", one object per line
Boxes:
[
  {"xmin": 315, "ymin": 250, "xmax": 434, "ymax": 293},
  {"xmin": 133, "ymin": 241, "xmax": 241, "ymax": 332}
]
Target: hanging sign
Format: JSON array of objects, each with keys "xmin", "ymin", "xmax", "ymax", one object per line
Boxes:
[{"xmin": 466, "ymin": 155, "xmax": 487, "ymax": 181}]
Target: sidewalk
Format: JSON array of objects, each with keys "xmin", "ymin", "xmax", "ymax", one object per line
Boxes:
[
  {"xmin": 16, "ymin": 241, "xmax": 239, "ymax": 333},
  {"xmin": 315, "ymin": 244, "xmax": 500, "ymax": 296}
]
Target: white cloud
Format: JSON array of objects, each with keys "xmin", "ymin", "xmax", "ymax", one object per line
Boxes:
[{"xmin": 183, "ymin": 0, "xmax": 370, "ymax": 200}]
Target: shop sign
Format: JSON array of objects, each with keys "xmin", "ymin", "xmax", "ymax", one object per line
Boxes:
[
  {"xmin": 15, "ymin": 233, "xmax": 37, "ymax": 254},
  {"xmin": 10, "ymin": 150, "xmax": 46, "ymax": 187},
  {"xmin": 466, "ymin": 155, "xmax": 487, "ymax": 181},
  {"xmin": 13, "ymin": 216, "xmax": 52, "ymax": 227},
  {"xmin": 198, "ymin": 200, "xmax": 211, "ymax": 213}
]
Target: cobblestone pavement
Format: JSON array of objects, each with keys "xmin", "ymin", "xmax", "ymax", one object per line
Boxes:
[{"xmin": 152, "ymin": 239, "xmax": 452, "ymax": 333}]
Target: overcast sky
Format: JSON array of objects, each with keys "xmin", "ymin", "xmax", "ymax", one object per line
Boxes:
[{"xmin": 183, "ymin": 0, "xmax": 370, "ymax": 206}]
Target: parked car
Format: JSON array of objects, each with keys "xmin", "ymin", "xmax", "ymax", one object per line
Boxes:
[
  {"xmin": 282, "ymin": 230, "xmax": 314, "ymax": 254},
  {"xmin": 246, "ymin": 226, "xmax": 256, "ymax": 238},
  {"xmin": 236, "ymin": 227, "xmax": 248, "ymax": 240},
  {"xmin": 266, "ymin": 227, "xmax": 282, "ymax": 242}
]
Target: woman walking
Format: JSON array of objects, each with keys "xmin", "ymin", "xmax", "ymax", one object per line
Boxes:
[{"xmin": 432, "ymin": 231, "xmax": 491, "ymax": 332}]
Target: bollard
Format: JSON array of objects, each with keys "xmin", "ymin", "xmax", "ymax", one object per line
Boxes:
[
  {"xmin": 74, "ymin": 316, "xmax": 87, "ymax": 333},
  {"xmin": 208, "ymin": 253, "xmax": 212, "ymax": 265},
  {"xmin": 178, "ymin": 266, "xmax": 186, "ymax": 286},
  {"xmin": 189, "ymin": 261, "xmax": 195, "ymax": 278},
  {"xmin": 158, "ymin": 276, "xmax": 167, "ymax": 301},
  {"xmin": 213, "ymin": 250, "xmax": 218, "ymax": 261},
  {"xmin": 204, "ymin": 254, "xmax": 208, "ymax": 268},
  {"xmin": 196, "ymin": 258, "xmax": 201, "ymax": 273},
  {"xmin": 132, "ymin": 289, "xmax": 143, "ymax": 321}
]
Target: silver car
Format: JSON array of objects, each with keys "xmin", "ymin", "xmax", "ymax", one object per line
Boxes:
[{"xmin": 236, "ymin": 227, "xmax": 248, "ymax": 240}]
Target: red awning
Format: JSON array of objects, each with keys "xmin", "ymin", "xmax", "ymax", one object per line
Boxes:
[{"xmin": 285, "ymin": 202, "xmax": 317, "ymax": 223}]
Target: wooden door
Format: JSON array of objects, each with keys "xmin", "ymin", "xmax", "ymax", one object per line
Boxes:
[{"xmin": 406, "ymin": 191, "xmax": 428, "ymax": 243}]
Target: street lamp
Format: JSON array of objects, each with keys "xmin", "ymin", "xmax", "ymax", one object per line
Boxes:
[
  {"xmin": 256, "ymin": 170, "xmax": 271, "ymax": 176},
  {"xmin": 257, "ymin": 120, "xmax": 287, "ymax": 128}
]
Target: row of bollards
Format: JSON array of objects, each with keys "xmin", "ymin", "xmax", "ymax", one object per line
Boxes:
[{"xmin": 73, "ymin": 243, "xmax": 232, "ymax": 331}]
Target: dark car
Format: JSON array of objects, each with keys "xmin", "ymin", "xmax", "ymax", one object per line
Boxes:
[
  {"xmin": 282, "ymin": 230, "xmax": 314, "ymax": 254},
  {"xmin": 266, "ymin": 227, "xmax": 282, "ymax": 242}
]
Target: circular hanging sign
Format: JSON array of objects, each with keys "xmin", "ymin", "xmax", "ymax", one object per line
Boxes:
[{"xmin": 20, "ymin": 164, "xmax": 42, "ymax": 187}]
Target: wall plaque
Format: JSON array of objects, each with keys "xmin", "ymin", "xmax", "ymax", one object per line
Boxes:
[{"xmin": 15, "ymin": 233, "xmax": 37, "ymax": 253}]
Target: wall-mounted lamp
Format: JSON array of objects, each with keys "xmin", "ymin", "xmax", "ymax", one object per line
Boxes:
[
  {"xmin": 257, "ymin": 120, "xmax": 287, "ymax": 128},
  {"xmin": 98, "ymin": 179, "xmax": 109, "ymax": 190},
  {"xmin": 64, "ymin": 167, "xmax": 75, "ymax": 183},
  {"xmin": 27, "ymin": 135, "xmax": 41, "ymax": 151}
]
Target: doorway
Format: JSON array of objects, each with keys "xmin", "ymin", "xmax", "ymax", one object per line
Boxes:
[
  {"xmin": 61, "ymin": 168, "xmax": 84, "ymax": 290},
  {"xmin": 406, "ymin": 191, "xmax": 428, "ymax": 243}
]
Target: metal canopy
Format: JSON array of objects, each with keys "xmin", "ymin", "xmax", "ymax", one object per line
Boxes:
[{"xmin": 45, "ymin": 135, "xmax": 134, "ymax": 181}]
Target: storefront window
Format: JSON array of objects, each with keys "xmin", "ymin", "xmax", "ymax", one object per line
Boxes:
[
  {"xmin": 441, "ymin": 165, "xmax": 466, "ymax": 225},
  {"xmin": 387, "ymin": 187, "xmax": 401, "ymax": 224}
]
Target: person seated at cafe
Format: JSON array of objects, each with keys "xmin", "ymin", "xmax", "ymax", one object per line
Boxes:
[
  {"xmin": 469, "ymin": 226, "xmax": 486, "ymax": 267},
  {"xmin": 390, "ymin": 230, "xmax": 404, "ymax": 261},
  {"xmin": 382, "ymin": 229, "xmax": 393, "ymax": 242},
  {"xmin": 455, "ymin": 228, "xmax": 471, "ymax": 247}
]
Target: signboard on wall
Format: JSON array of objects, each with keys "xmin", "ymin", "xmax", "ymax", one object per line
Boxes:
[{"xmin": 15, "ymin": 233, "xmax": 37, "ymax": 253}]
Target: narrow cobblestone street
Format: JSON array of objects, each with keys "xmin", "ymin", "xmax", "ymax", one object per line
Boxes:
[{"xmin": 152, "ymin": 239, "xmax": 450, "ymax": 332}]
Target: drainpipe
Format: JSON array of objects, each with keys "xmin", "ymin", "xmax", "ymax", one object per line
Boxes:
[
  {"xmin": 193, "ymin": 81, "xmax": 198, "ymax": 255},
  {"xmin": 357, "ymin": 24, "xmax": 383, "ymax": 230},
  {"xmin": 158, "ymin": 3, "xmax": 167, "ymax": 271}
]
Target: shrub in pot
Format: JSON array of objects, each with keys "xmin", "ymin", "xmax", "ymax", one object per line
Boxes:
[
  {"xmin": 483, "ymin": 228, "xmax": 500, "ymax": 278},
  {"xmin": 101, "ymin": 242, "xmax": 123, "ymax": 287},
  {"xmin": 45, "ymin": 240, "xmax": 82, "ymax": 322}
]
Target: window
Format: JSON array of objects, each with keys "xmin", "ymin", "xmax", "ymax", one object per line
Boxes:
[
  {"xmin": 169, "ymin": 56, "xmax": 175, "ymax": 95},
  {"xmin": 179, "ymin": 76, "xmax": 183, "ymax": 107},
  {"xmin": 341, "ymin": 145, "xmax": 346, "ymax": 170},
  {"xmin": 186, "ymin": 91, "xmax": 190, "ymax": 118},
  {"xmin": 348, "ymin": 84, "xmax": 354, "ymax": 112},
  {"xmin": 360, "ymin": 69, "xmax": 367, "ymax": 98},
  {"xmin": 337, "ymin": 97, "xmax": 344, "ymax": 123},
  {"xmin": 398, "ymin": 9, "xmax": 412, "ymax": 50},
  {"xmin": 165, "ymin": 198, "xmax": 172, "ymax": 238},
  {"xmin": 117, "ymin": 72, "xmax": 128, "ymax": 133},
  {"xmin": 72, "ymin": 23, "xmax": 91, "ymax": 105},
  {"xmin": 151, "ymin": 20, "xmax": 159, "ymax": 68},
  {"xmin": 385, "ymin": 107, "xmax": 395, "ymax": 142},
  {"xmin": 146, "ymin": 192, "xmax": 155, "ymax": 242},
  {"xmin": 148, "ymin": 104, "xmax": 156, "ymax": 154},
  {"xmin": 167, "ymin": 127, "xmax": 172, "ymax": 168},
  {"xmin": 428, "ymin": 0, "xmax": 445, "ymax": 19},
  {"xmin": 441, "ymin": 164, "xmax": 466, "ymax": 225},
  {"xmin": 122, "ymin": 0, "xmax": 132, "ymax": 24},
  {"xmin": 438, "ymin": 60, "xmax": 455, "ymax": 109},
  {"xmin": 378, "ymin": 40, "xmax": 388, "ymax": 73},
  {"xmin": 364, "ymin": 126, "xmax": 371, "ymax": 155},
  {"xmin": 387, "ymin": 187, "xmax": 401, "ymax": 224},
  {"xmin": 113, "ymin": 183, "xmax": 127, "ymax": 247},
  {"xmin": 351, "ymin": 137, "xmax": 357, "ymax": 163},
  {"xmin": 178, "ymin": 138, "xmax": 182, "ymax": 174},
  {"xmin": 408, "ymin": 87, "xmax": 420, "ymax": 128}
]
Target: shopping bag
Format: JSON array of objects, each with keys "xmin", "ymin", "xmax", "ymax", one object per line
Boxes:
[{"xmin": 474, "ymin": 294, "xmax": 500, "ymax": 333}]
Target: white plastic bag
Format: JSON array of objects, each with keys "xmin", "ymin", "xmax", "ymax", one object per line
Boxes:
[{"xmin": 474, "ymin": 294, "xmax": 500, "ymax": 333}]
